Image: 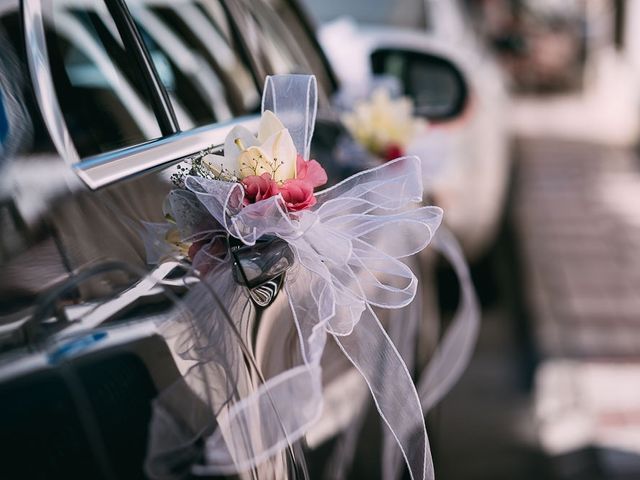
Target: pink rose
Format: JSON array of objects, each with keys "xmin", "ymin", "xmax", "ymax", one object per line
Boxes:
[
  {"xmin": 277, "ymin": 156, "xmax": 327, "ymax": 211},
  {"xmin": 241, "ymin": 157, "xmax": 327, "ymax": 212},
  {"xmin": 296, "ymin": 155, "xmax": 327, "ymax": 188},
  {"xmin": 279, "ymin": 178, "xmax": 317, "ymax": 211},
  {"xmin": 242, "ymin": 173, "xmax": 279, "ymax": 205}
]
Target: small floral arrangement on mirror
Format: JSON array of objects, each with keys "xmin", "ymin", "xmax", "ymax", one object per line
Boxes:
[{"xmin": 342, "ymin": 88, "xmax": 426, "ymax": 161}]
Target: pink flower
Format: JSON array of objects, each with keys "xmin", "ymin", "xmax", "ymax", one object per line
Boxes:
[
  {"xmin": 296, "ymin": 155, "xmax": 327, "ymax": 188},
  {"xmin": 279, "ymin": 157, "xmax": 327, "ymax": 211},
  {"xmin": 279, "ymin": 178, "xmax": 317, "ymax": 211},
  {"xmin": 241, "ymin": 156, "xmax": 327, "ymax": 211},
  {"xmin": 242, "ymin": 173, "xmax": 279, "ymax": 205},
  {"xmin": 383, "ymin": 143, "xmax": 405, "ymax": 162}
]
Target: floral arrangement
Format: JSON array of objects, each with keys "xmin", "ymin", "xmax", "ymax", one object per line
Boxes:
[
  {"xmin": 164, "ymin": 110, "xmax": 329, "ymax": 268},
  {"xmin": 143, "ymin": 75, "xmax": 443, "ymax": 480},
  {"xmin": 342, "ymin": 88, "xmax": 425, "ymax": 161},
  {"xmin": 171, "ymin": 111, "xmax": 327, "ymax": 212}
]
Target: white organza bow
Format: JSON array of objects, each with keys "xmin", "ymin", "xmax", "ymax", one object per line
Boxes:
[
  {"xmin": 181, "ymin": 155, "xmax": 442, "ymax": 478},
  {"xmin": 144, "ymin": 75, "xmax": 444, "ymax": 480}
]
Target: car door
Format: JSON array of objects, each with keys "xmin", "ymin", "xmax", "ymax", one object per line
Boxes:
[{"xmin": 0, "ymin": 0, "xmax": 342, "ymax": 478}]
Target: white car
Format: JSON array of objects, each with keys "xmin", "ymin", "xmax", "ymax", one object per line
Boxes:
[{"xmin": 302, "ymin": 0, "xmax": 512, "ymax": 260}]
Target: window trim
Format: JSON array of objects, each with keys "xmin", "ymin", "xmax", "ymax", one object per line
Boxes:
[
  {"xmin": 22, "ymin": 0, "xmax": 260, "ymax": 189},
  {"xmin": 23, "ymin": 0, "xmax": 82, "ymax": 166},
  {"xmin": 103, "ymin": 0, "xmax": 180, "ymax": 135},
  {"xmin": 75, "ymin": 114, "xmax": 259, "ymax": 189}
]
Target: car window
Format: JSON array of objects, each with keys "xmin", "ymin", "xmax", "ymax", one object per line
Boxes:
[
  {"xmin": 43, "ymin": 0, "xmax": 166, "ymax": 158},
  {"xmin": 29, "ymin": 0, "xmax": 335, "ymax": 170},
  {"xmin": 38, "ymin": 0, "xmax": 272, "ymax": 163},
  {"xmin": 129, "ymin": 0, "xmax": 261, "ymax": 129},
  {"xmin": 267, "ymin": 0, "xmax": 335, "ymax": 94}
]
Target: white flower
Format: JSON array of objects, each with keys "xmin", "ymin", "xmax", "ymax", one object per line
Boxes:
[
  {"xmin": 342, "ymin": 88, "xmax": 425, "ymax": 156},
  {"xmin": 203, "ymin": 110, "xmax": 297, "ymax": 182}
]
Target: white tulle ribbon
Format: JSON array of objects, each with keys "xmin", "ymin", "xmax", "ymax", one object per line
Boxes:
[
  {"xmin": 418, "ymin": 228, "xmax": 480, "ymax": 411},
  {"xmin": 177, "ymin": 155, "xmax": 441, "ymax": 479},
  {"xmin": 322, "ymin": 226, "xmax": 480, "ymax": 480},
  {"xmin": 321, "ymin": 81, "xmax": 481, "ymax": 480},
  {"xmin": 143, "ymin": 75, "xmax": 446, "ymax": 479},
  {"xmin": 262, "ymin": 75, "xmax": 317, "ymax": 160},
  {"xmin": 382, "ymin": 226, "xmax": 480, "ymax": 480}
]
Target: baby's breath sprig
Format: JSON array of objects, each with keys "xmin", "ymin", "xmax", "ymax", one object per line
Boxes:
[{"xmin": 171, "ymin": 145, "xmax": 238, "ymax": 188}]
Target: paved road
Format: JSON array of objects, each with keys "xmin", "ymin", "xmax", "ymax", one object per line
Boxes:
[
  {"xmin": 514, "ymin": 138, "xmax": 640, "ymax": 359},
  {"xmin": 434, "ymin": 137, "xmax": 640, "ymax": 480}
]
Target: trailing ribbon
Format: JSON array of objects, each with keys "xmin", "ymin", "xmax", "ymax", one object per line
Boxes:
[
  {"xmin": 382, "ymin": 227, "xmax": 480, "ymax": 480},
  {"xmin": 323, "ymin": 226, "xmax": 480, "ymax": 480},
  {"xmin": 321, "ymin": 81, "xmax": 481, "ymax": 479}
]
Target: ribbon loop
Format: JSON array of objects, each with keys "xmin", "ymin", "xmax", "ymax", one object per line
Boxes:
[{"xmin": 262, "ymin": 75, "xmax": 317, "ymax": 160}]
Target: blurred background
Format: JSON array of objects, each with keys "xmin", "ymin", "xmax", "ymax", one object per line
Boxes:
[{"xmin": 301, "ymin": 0, "xmax": 640, "ymax": 479}]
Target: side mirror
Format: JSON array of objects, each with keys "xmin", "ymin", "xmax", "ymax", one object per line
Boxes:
[{"xmin": 371, "ymin": 49, "xmax": 469, "ymax": 121}]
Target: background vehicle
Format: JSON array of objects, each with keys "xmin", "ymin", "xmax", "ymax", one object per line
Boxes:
[{"xmin": 302, "ymin": 0, "xmax": 512, "ymax": 260}]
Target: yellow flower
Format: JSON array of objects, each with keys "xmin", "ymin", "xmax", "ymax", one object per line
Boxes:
[
  {"xmin": 342, "ymin": 88, "xmax": 425, "ymax": 156},
  {"xmin": 203, "ymin": 110, "xmax": 297, "ymax": 183}
]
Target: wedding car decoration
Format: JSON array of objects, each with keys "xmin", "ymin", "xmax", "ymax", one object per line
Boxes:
[
  {"xmin": 142, "ymin": 75, "xmax": 443, "ymax": 480},
  {"xmin": 342, "ymin": 87, "xmax": 426, "ymax": 161}
]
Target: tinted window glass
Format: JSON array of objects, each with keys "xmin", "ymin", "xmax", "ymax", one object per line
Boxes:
[
  {"xmin": 43, "ymin": 0, "xmax": 165, "ymax": 158},
  {"xmin": 130, "ymin": 0, "xmax": 261, "ymax": 129},
  {"xmin": 267, "ymin": 0, "xmax": 334, "ymax": 88},
  {"xmin": 228, "ymin": 0, "xmax": 333, "ymax": 101},
  {"xmin": 126, "ymin": 0, "xmax": 260, "ymax": 130}
]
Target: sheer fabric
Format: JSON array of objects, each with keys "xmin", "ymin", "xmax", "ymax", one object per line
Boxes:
[{"xmin": 141, "ymin": 75, "xmax": 474, "ymax": 480}]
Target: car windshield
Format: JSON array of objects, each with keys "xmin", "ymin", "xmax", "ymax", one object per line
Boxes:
[{"xmin": 301, "ymin": 0, "xmax": 431, "ymax": 30}]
